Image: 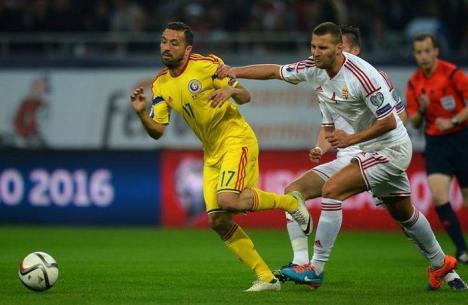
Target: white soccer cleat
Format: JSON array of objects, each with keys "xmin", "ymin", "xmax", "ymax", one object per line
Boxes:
[
  {"xmin": 288, "ymin": 191, "xmax": 313, "ymax": 235},
  {"xmin": 445, "ymin": 270, "xmax": 468, "ymax": 291},
  {"xmin": 244, "ymin": 279, "xmax": 281, "ymax": 292}
]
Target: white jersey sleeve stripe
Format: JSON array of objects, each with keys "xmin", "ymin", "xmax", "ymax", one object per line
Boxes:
[
  {"xmin": 345, "ymin": 61, "xmax": 375, "ymax": 92},
  {"xmin": 379, "ymin": 71, "xmax": 394, "ymax": 91},
  {"xmin": 345, "ymin": 61, "xmax": 380, "ymax": 96},
  {"xmin": 279, "ymin": 65, "xmax": 297, "ymax": 84}
]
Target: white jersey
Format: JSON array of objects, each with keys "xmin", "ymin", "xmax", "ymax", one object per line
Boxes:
[
  {"xmin": 330, "ymin": 114, "xmax": 361, "ymax": 158},
  {"xmin": 280, "ymin": 52, "xmax": 409, "ymax": 151}
]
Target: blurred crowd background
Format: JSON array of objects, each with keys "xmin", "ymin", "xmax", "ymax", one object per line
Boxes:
[{"xmin": 0, "ymin": 0, "xmax": 466, "ymax": 62}]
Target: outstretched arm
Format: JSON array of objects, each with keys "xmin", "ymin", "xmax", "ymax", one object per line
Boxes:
[
  {"xmin": 217, "ymin": 64, "xmax": 282, "ymax": 80},
  {"xmin": 130, "ymin": 87, "xmax": 166, "ymax": 140}
]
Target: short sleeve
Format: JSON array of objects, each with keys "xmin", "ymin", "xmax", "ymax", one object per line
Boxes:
[
  {"xmin": 380, "ymin": 71, "xmax": 405, "ymax": 113},
  {"xmin": 213, "ymin": 76, "xmax": 239, "ymax": 89},
  {"xmin": 365, "ymin": 89, "xmax": 394, "ymax": 120},
  {"xmin": 392, "ymin": 88, "xmax": 406, "ymax": 114},
  {"xmin": 451, "ymin": 68, "xmax": 468, "ymax": 100},
  {"xmin": 279, "ymin": 57, "xmax": 315, "ymax": 84},
  {"xmin": 318, "ymin": 101, "xmax": 334, "ymax": 127},
  {"xmin": 150, "ymin": 84, "xmax": 170, "ymax": 124}
]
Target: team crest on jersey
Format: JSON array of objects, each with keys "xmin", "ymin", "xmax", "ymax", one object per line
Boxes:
[
  {"xmin": 370, "ymin": 92, "xmax": 384, "ymax": 107},
  {"xmin": 188, "ymin": 79, "xmax": 202, "ymax": 94},
  {"xmin": 341, "ymin": 86, "xmax": 349, "ymax": 99}
]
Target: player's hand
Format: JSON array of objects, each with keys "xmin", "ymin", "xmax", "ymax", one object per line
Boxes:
[
  {"xmin": 209, "ymin": 87, "xmax": 234, "ymax": 107},
  {"xmin": 216, "ymin": 64, "xmax": 235, "ymax": 79},
  {"xmin": 418, "ymin": 93, "xmax": 429, "ymax": 114},
  {"xmin": 130, "ymin": 87, "xmax": 147, "ymax": 113},
  {"xmin": 435, "ymin": 118, "xmax": 453, "ymax": 131},
  {"xmin": 309, "ymin": 147, "xmax": 323, "ymax": 163},
  {"xmin": 326, "ymin": 129, "xmax": 352, "ymax": 148}
]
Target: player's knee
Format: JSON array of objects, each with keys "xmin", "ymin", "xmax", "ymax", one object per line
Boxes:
[
  {"xmin": 284, "ymin": 183, "xmax": 298, "ymax": 195},
  {"xmin": 321, "ymin": 180, "xmax": 340, "ymax": 199}
]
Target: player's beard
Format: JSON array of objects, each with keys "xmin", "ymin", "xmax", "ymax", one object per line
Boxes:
[
  {"xmin": 161, "ymin": 52, "xmax": 184, "ymax": 69},
  {"xmin": 315, "ymin": 55, "xmax": 334, "ymax": 70}
]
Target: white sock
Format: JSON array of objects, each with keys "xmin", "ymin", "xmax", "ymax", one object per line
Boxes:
[
  {"xmin": 400, "ymin": 207, "xmax": 445, "ymax": 269},
  {"xmin": 286, "ymin": 212, "xmax": 309, "ymax": 264},
  {"xmin": 311, "ymin": 198, "xmax": 342, "ymax": 274}
]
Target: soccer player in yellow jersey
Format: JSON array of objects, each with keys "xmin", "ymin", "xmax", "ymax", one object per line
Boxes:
[{"xmin": 130, "ymin": 22, "xmax": 311, "ymax": 292}]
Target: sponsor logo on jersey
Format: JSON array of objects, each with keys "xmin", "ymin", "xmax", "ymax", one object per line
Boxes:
[
  {"xmin": 188, "ymin": 79, "xmax": 202, "ymax": 94},
  {"xmin": 370, "ymin": 92, "xmax": 384, "ymax": 107},
  {"xmin": 341, "ymin": 86, "xmax": 349, "ymax": 99}
]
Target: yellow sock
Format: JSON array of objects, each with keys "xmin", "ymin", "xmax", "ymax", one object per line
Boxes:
[
  {"xmin": 224, "ymin": 224, "xmax": 275, "ymax": 282},
  {"xmin": 250, "ymin": 187, "xmax": 298, "ymax": 212}
]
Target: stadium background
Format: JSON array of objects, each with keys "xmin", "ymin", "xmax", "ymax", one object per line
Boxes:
[{"xmin": 0, "ymin": 0, "xmax": 467, "ymax": 231}]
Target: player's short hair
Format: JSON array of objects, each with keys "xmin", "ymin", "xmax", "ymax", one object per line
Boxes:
[
  {"xmin": 340, "ymin": 25, "xmax": 361, "ymax": 48},
  {"xmin": 312, "ymin": 22, "xmax": 342, "ymax": 44},
  {"xmin": 165, "ymin": 22, "xmax": 194, "ymax": 46},
  {"xmin": 412, "ymin": 33, "xmax": 440, "ymax": 50}
]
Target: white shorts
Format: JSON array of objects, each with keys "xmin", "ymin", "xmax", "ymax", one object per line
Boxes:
[
  {"xmin": 353, "ymin": 139, "xmax": 412, "ymax": 199},
  {"xmin": 312, "ymin": 154, "xmax": 383, "ymax": 206},
  {"xmin": 312, "ymin": 155, "xmax": 353, "ymax": 181}
]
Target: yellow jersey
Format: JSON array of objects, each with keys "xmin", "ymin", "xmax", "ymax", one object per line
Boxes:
[{"xmin": 151, "ymin": 53, "xmax": 256, "ymax": 163}]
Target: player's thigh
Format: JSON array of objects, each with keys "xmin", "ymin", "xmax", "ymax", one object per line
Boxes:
[
  {"xmin": 286, "ymin": 169, "xmax": 325, "ymax": 199},
  {"xmin": 285, "ymin": 157, "xmax": 351, "ymax": 199},
  {"xmin": 203, "ymin": 164, "xmax": 222, "ymax": 213},
  {"xmin": 216, "ymin": 143, "xmax": 259, "ymax": 206},
  {"xmin": 218, "ymin": 143, "xmax": 259, "ymax": 191},
  {"xmin": 322, "ymin": 161, "xmax": 367, "ymax": 200},
  {"xmin": 427, "ymin": 173, "xmax": 451, "ymax": 206},
  {"xmin": 353, "ymin": 147, "xmax": 411, "ymax": 201}
]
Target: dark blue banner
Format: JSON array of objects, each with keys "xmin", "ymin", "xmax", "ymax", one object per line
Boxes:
[{"xmin": 0, "ymin": 150, "xmax": 160, "ymax": 225}]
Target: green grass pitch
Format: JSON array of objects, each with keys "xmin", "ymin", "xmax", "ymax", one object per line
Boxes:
[{"xmin": 0, "ymin": 226, "xmax": 467, "ymax": 305}]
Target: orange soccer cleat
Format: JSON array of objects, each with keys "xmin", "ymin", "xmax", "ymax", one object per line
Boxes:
[{"xmin": 427, "ymin": 255, "xmax": 457, "ymax": 290}]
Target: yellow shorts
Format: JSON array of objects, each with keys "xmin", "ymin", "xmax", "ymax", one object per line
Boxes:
[{"xmin": 203, "ymin": 140, "xmax": 259, "ymax": 213}]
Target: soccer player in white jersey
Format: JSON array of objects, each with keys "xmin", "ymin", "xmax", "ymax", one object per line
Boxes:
[
  {"xmin": 217, "ymin": 22, "xmax": 467, "ymax": 290},
  {"xmin": 271, "ymin": 24, "xmax": 408, "ymax": 276}
]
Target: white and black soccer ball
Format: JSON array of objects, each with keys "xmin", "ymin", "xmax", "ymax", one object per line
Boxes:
[{"xmin": 18, "ymin": 251, "xmax": 59, "ymax": 291}]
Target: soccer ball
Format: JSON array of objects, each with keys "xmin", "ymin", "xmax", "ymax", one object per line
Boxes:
[{"xmin": 18, "ymin": 251, "xmax": 59, "ymax": 291}]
